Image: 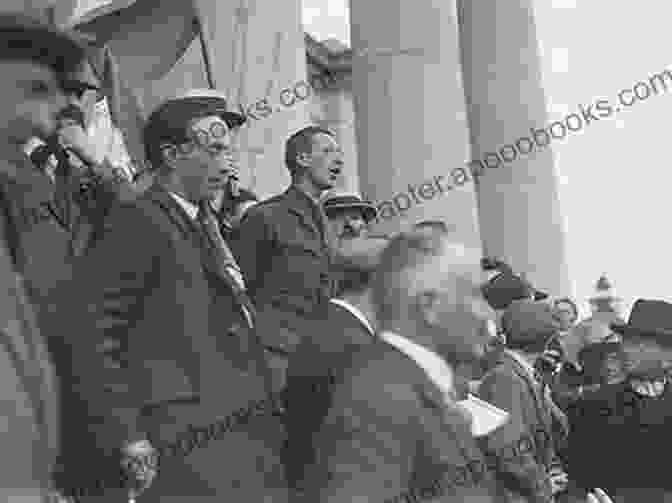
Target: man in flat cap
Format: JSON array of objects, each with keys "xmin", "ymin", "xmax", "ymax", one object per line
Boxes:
[
  {"xmin": 58, "ymin": 88, "xmax": 287, "ymax": 502},
  {"xmin": 319, "ymin": 189, "xmax": 377, "ymax": 241}
]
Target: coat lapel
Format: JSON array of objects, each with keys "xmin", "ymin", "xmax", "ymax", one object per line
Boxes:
[
  {"xmin": 285, "ymin": 187, "xmax": 332, "ymax": 249},
  {"xmin": 145, "ymin": 187, "xmax": 256, "ymax": 327},
  {"xmin": 144, "ymin": 185, "xmax": 199, "ymax": 241},
  {"xmin": 145, "ymin": 186, "xmax": 221, "ymax": 286}
]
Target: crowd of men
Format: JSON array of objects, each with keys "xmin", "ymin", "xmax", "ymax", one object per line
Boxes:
[{"xmin": 2, "ymin": 12, "xmax": 671, "ymax": 503}]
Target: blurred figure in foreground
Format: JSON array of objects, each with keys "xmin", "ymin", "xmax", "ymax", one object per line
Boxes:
[
  {"xmin": 302, "ymin": 229, "xmax": 501, "ymax": 502},
  {"xmin": 27, "ymin": 46, "xmax": 138, "ymax": 258},
  {"xmin": 0, "ymin": 11, "xmax": 101, "ymax": 502}
]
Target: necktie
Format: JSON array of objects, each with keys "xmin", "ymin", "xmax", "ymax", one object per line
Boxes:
[
  {"xmin": 197, "ymin": 200, "xmax": 246, "ymax": 292},
  {"xmin": 196, "ymin": 201, "xmax": 281, "ymax": 402}
]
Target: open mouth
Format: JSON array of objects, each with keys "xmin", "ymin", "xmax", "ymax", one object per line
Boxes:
[{"xmin": 207, "ymin": 177, "xmax": 226, "ymax": 188}]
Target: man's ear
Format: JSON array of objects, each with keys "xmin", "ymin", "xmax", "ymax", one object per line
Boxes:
[
  {"xmin": 295, "ymin": 151, "xmax": 311, "ymax": 168},
  {"xmin": 416, "ymin": 290, "xmax": 441, "ymax": 326},
  {"xmin": 160, "ymin": 145, "xmax": 179, "ymax": 170}
]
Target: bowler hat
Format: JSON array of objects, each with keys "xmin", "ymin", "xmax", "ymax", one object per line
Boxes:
[
  {"xmin": 610, "ymin": 299, "xmax": 672, "ymax": 345},
  {"xmin": 320, "ymin": 190, "xmax": 377, "ymax": 222},
  {"xmin": 482, "ymin": 269, "xmax": 548, "ymax": 311},
  {"xmin": 0, "ymin": 12, "xmax": 86, "ymax": 77}
]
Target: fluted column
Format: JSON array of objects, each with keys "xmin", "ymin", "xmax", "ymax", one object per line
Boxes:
[
  {"xmin": 459, "ymin": 0, "xmax": 572, "ymax": 296},
  {"xmin": 348, "ymin": 0, "xmax": 482, "ymax": 248}
]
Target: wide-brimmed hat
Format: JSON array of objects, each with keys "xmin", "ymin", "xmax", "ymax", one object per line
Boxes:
[
  {"xmin": 482, "ymin": 269, "xmax": 548, "ymax": 311},
  {"xmin": 610, "ymin": 299, "xmax": 672, "ymax": 345},
  {"xmin": 320, "ymin": 190, "xmax": 377, "ymax": 222},
  {"xmin": 0, "ymin": 12, "xmax": 86, "ymax": 77}
]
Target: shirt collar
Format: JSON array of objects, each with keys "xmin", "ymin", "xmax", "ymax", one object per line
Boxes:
[
  {"xmin": 379, "ymin": 330, "xmax": 454, "ymax": 400},
  {"xmin": 169, "ymin": 192, "xmax": 199, "ymax": 220},
  {"xmin": 330, "ymin": 298, "xmax": 375, "ymax": 336}
]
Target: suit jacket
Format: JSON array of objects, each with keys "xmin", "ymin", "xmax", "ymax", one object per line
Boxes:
[
  {"xmin": 53, "ymin": 185, "xmax": 285, "ymax": 501},
  {"xmin": 231, "ymin": 185, "xmax": 336, "ymax": 354},
  {"xmin": 0, "ymin": 147, "xmax": 74, "ymax": 320},
  {"xmin": 567, "ymin": 379, "xmax": 672, "ymax": 493},
  {"xmin": 0, "ymin": 198, "xmax": 59, "ymax": 502},
  {"xmin": 300, "ymin": 341, "xmax": 500, "ymax": 503},
  {"xmin": 284, "ymin": 299, "xmax": 377, "ymax": 489},
  {"xmin": 478, "ymin": 350, "xmax": 556, "ymax": 503}
]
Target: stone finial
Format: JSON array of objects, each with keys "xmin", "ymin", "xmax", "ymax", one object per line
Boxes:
[{"xmin": 589, "ymin": 275, "xmax": 622, "ymax": 315}]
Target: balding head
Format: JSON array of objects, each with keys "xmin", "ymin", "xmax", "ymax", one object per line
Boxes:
[{"xmin": 372, "ymin": 229, "xmax": 493, "ymax": 364}]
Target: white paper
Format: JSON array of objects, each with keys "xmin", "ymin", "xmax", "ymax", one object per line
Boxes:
[{"xmin": 457, "ymin": 394, "xmax": 510, "ymax": 437}]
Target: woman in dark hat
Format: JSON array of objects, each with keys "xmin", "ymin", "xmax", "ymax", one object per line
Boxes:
[{"xmin": 566, "ymin": 299, "xmax": 672, "ymax": 502}]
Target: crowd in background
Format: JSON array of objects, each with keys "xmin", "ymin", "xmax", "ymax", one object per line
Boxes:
[{"xmin": 1, "ymin": 11, "xmax": 671, "ymax": 503}]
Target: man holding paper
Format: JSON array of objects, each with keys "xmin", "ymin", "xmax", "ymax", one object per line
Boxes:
[{"xmin": 301, "ymin": 228, "xmax": 502, "ymax": 502}]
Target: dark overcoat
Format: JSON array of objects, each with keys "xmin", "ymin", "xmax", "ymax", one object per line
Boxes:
[
  {"xmin": 566, "ymin": 378, "xmax": 672, "ymax": 498},
  {"xmin": 284, "ymin": 300, "xmax": 377, "ymax": 490},
  {"xmin": 53, "ymin": 185, "xmax": 287, "ymax": 502}
]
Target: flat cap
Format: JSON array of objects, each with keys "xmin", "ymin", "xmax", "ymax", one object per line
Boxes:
[{"xmin": 144, "ymin": 89, "xmax": 246, "ymax": 165}]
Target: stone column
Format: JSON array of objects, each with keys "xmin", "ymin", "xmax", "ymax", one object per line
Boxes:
[
  {"xmin": 348, "ymin": 0, "xmax": 482, "ymax": 249},
  {"xmin": 193, "ymin": 0, "xmax": 311, "ymax": 199},
  {"xmin": 458, "ymin": 0, "xmax": 572, "ymax": 296}
]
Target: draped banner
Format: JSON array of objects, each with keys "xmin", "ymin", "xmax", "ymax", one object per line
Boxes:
[
  {"xmin": 74, "ymin": 0, "xmax": 198, "ymax": 88},
  {"xmin": 61, "ymin": 0, "xmax": 312, "ymax": 197},
  {"xmin": 63, "ymin": 0, "xmax": 203, "ymax": 171}
]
